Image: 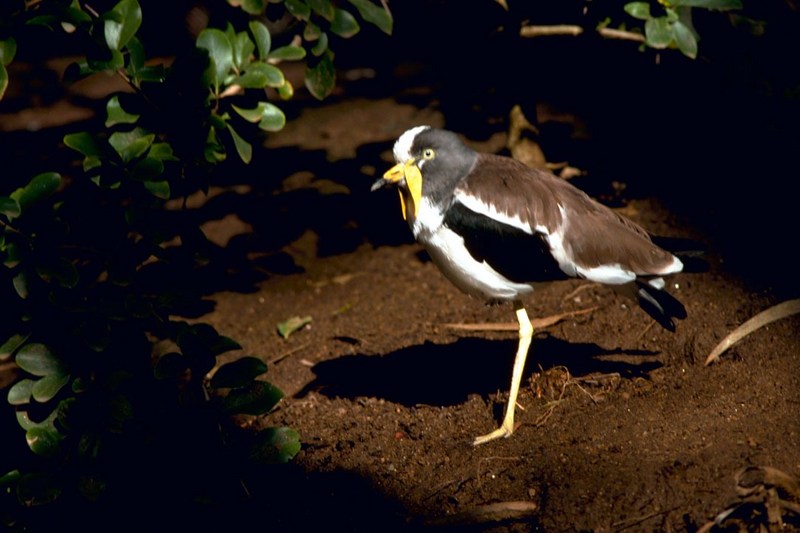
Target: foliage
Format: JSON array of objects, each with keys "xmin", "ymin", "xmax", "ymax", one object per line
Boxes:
[
  {"xmin": 0, "ymin": 0, "xmax": 389, "ymax": 525},
  {"xmin": 228, "ymin": 0, "xmax": 392, "ymax": 99},
  {"xmin": 620, "ymin": 0, "xmax": 743, "ymax": 58}
]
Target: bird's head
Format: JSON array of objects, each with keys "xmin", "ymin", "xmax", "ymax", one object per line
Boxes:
[{"xmin": 371, "ymin": 126, "xmax": 476, "ymax": 220}]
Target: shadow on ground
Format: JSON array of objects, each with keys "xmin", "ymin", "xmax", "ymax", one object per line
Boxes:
[{"xmin": 297, "ymin": 335, "xmax": 661, "ymax": 407}]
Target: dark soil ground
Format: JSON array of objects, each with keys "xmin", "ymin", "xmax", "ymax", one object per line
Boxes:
[
  {"xmin": 3, "ymin": 28, "xmax": 800, "ymax": 532},
  {"xmin": 199, "ymin": 93, "xmax": 800, "ymax": 531}
]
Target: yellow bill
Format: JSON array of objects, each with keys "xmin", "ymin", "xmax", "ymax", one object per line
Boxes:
[{"xmin": 370, "ymin": 159, "xmax": 423, "ymax": 220}]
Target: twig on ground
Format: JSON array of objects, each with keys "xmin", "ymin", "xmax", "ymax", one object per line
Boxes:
[
  {"xmin": 444, "ymin": 306, "xmax": 597, "ymax": 332},
  {"xmin": 705, "ymin": 299, "xmax": 800, "ymax": 365},
  {"xmin": 562, "ymin": 282, "xmax": 598, "ymax": 302},
  {"xmin": 424, "ymin": 501, "xmax": 538, "ymax": 527},
  {"xmin": 612, "ymin": 507, "xmax": 676, "ymax": 531},
  {"xmin": 634, "ymin": 320, "xmax": 656, "ymax": 342},
  {"xmin": 532, "ymin": 367, "xmax": 571, "ymax": 426},
  {"xmin": 269, "ymin": 341, "xmax": 310, "ymax": 365}
]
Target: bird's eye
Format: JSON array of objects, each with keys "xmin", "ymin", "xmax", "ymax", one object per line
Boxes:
[{"xmin": 422, "ymin": 148, "xmax": 435, "ymax": 160}]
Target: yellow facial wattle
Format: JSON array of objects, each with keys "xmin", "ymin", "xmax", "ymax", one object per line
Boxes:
[{"xmin": 382, "ymin": 160, "xmax": 422, "ymax": 220}]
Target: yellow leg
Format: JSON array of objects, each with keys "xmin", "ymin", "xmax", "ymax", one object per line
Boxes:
[{"xmin": 473, "ymin": 300, "xmax": 534, "ymax": 446}]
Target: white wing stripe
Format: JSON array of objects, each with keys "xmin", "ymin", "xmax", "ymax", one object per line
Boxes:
[{"xmin": 454, "ymin": 192, "xmax": 536, "ymax": 234}]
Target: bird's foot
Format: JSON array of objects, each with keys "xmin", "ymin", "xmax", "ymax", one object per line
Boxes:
[{"xmin": 472, "ymin": 421, "xmax": 515, "ymax": 446}]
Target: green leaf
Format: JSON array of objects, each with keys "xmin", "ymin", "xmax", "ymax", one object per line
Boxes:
[
  {"xmin": 126, "ymin": 36, "xmax": 145, "ymax": 77},
  {"xmin": 268, "ymin": 45, "xmax": 307, "ymax": 61},
  {"xmin": 222, "ymin": 381, "xmax": 283, "ymax": 415},
  {"xmin": 197, "ymin": 28, "xmax": 234, "ymax": 92},
  {"xmin": 239, "ymin": 62, "xmax": 285, "ymax": 88},
  {"xmin": 225, "ymin": 123, "xmax": 252, "ymax": 163},
  {"xmin": 310, "ymin": 0, "xmax": 335, "ymax": 21},
  {"xmin": 104, "ymin": 0, "xmax": 142, "ymax": 50},
  {"xmin": 26, "ymin": 427, "xmax": 62, "ymax": 457},
  {"xmin": 10, "ymin": 172, "xmax": 62, "ymax": 210},
  {"xmin": 277, "ymin": 315, "xmax": 313, "ymax": 339},
  {"xmin": 0, "ymin": 38, "xmax": 17, "ymax": 65},
  {"xmin": 665, "ymin": 7, "xmax": 679, "ymax": 22},
  {"xmin": 109, "ymin": 128, "xmax": 155, "ymax": 163},
  {"xmin": 259, "ymin": 105, "xmax": 286, "ymax": 132},
  {"xmin": 0, "ymin": 196, "xmax": 21, "ymax": 220},
  {"xmin": 1, "ymin": 333, "xmax": 28, "ymax": 361},
  {"xmin": 209, "ymin": 335, "xmax": 243, "ymax": 356},
  {"xmin": 250, "ymin": 427, "xmax": 301, "ymax": 464},
  {"xmin": 225, "ymin": 22, "xmax": 237, "ymax": 49},
  {"xmin": 106, "ymin": 95, "xmax": 140, "ymax": 127},
  {"xmin": 233, "ymin": 62, "xmax": 285, "ymax": 89},
  {"xmin": 137, "ymin": 65, "xmax": 167, "ymax": 83},
  {"xmin": 84, "ymin": 156, "xmax": 102, "ymax": 172},
  {"xmin": 144, "ymin": 180, "xmax": 171, "ymax": 199},
  {"xmin": 311, "ymin": 32, "xmax": 329, "ymax": 56},
  {"xmin": 8, "ymin": 379, "xmax": 35, "ymax": 405},
  {"xmin": 65, "ymin": 2, "xmax": 93, "ymax": 25},
  {"xmin": 305, "ymin": 53, "xmax": 335, "ymax": 100},
  {"xmin": 233, "ymin": 70, "xmax": 269, "ymax": 89},
  {"xmin": 285, "ymin": 0, "xmax": 311, "ymax": 20},
  {"xmin": 259, "ymin": 63, "xmax": 286, "ymax": 87},
  {"xmin": 148, "ymin": 142, "xmax": 178, "ymax": 161},
  {"xmin": 25, "ymin": 15, "xmax": 60, "ymax": 29},
  {"xmin": 3, "ymin": 242, "xmax": 21, "ymax": 268},
  {"xmin": 16, "ymin": 409, "xmax": 57, "ymax": 431},
  {"xmin": 278, "ymin": 80, "xmax": 294, "ymax": 100},
  {"xmin": 71, "ymin": 377, "xmax": 88, "ymax": 394},
  {"xmin": 624, "ymin": 1, "xmax": 651, "ymax": 20},
  {"xmin": 16, "ymin": 344, "xmax": 66, "ymax": 377},
  {"xmin": 233, "ymin": 31, "xmax": 256, "ymax": 71},
  {"xmin": 304, "ymin": 21, "xmax": 322, "ymax": 41},
  {"xmin": 233, "ymin": 0, "xmax": 266, "ymax": 15},
  {"xmin": 0, "ymin": 63, "xmax": 7, "ymax": 101},
  {"xmin": 348, "ymin": 0, "xmax": 393, "ymax": 35},
  {"xmin": 32, "ymin": 374, "xmax": 71, "ymax": 403},
  {"xmin": 210, "ymin": 356, "xmax": 268, "ymax": 388},
  {"xmin": 673, "ymin": 20, "xmax": 698, "ymax": 58},
  {"xmin": 331, "ymin": 8, "xmax": 360, "ymax": 38},
  {"xmin": 672, "ymin": 0, "xmax": 741, "ymax": 9},
  {"xmin": 0, "ymin": 470, "xmax": 20, "ymax": 486},
  {"xmin": 232, "ymin": 102, "xmax": 286, "ymax": 126},
  {"xmin": 645, "ymin": 16, "xmax": 673, "ymax": 48},
  {"xmin": 204, "ymin": 126, "xmax": 227, "ymax": 163},
  {"xmin": 249, "ymin": 21, "xmax": 272, "ymax": 59},
  {"xmin": 64, "ymin": 132, "xmax": 104, "ymax": 157},
  {"xmin": 12, "ymin": 271, "xmax": 28, "ymax": 299},
  {"xmin": 130, "ymin": 157, "xmax": 164, "ymax": 181},
  {"xmin": 87, "ymin": 48, "xmax": 125, "ymax": 72},
  {"xmin": 233, "ymin": 101, "xmax": 273, "ymax": 122}
]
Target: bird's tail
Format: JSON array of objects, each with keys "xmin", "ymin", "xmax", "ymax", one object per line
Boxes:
[{"xmin": 652, "ymin": 236, "xmax": 709, "ymax": 273}]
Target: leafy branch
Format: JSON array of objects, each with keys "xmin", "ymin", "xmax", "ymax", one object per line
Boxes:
[
  {"xmin": 1, "ymin": 0, "xmax": 392, "ymax": 522},
  {"xmin": 517, "ymin": 0, "xmax": 744, "ymax": 59}
]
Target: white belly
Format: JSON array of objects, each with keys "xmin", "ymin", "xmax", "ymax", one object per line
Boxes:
[{"xmin": 419, "ymin": 225, "xmax": 534, "ymax": 302}]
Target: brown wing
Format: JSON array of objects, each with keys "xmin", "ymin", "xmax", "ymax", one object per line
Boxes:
[{"xmin": 456, "ymin": 154, "xmax": 680, "ymax": 277}]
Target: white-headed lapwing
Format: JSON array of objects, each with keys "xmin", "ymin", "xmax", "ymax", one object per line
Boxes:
[{"xmin": 371, "ymin": 125, "xmax": 691, "ymax": 446}]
